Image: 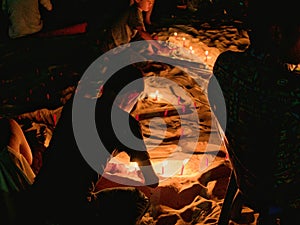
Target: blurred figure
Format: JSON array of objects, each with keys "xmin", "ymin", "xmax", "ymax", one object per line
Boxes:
[
  {"xmin": 100, "ymin": 0, "xmax": 169, "ymax": 54},
  {"xmin": 208, "ymin": 0, "xmax": 300, "ymax": 224},
  {"xmin": 130, "ymin": 0, "xmax": 155, "ymax": 25},
  {"xmin": 0, "ymin": 118, "xmax": 35, "ymax": 225},
  {"xmin": 31, "ymin": 64, "xmax": 159, "ymax": 224},
  {"xmin": 2, "ymin": 0, "xmax": 52, "ymax": 38}
]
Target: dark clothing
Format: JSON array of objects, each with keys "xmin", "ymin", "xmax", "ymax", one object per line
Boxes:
[
  {"xmin": 209, "ymin": 48, "xmax": 300, "ymax": 211},
  {"xmin": 30, "ymin": 92, "xmax": 150, "ymax": 224},
  {"xmin": 99, "ymin": 4, "xmax": 145, "ymax": 53}
]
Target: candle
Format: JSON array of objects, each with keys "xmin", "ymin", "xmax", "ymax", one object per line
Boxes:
[
  {"xmin": 180, "ymin": 159, "xmax": 189, "ymax": 175},
  {"xmin": 225, "ymin": 153, "xmax": 229, "ymax": 161},
  {"xmin": 154, "ymin": 90, "xmax": 159, "ymax": 101},
  {"xmin": 164, "ymin": 109, "xmax": 168, "ymax": 117},
  {"xmin": 182, "ymin": 37, "xmax": 186, "ymax": 47},
  {"xmin": 174, "ymin": 32, "xmax": 178, "ymax": 41},
  {"xmin": 53, "ymin": 114, "xmax": 57, "ymax": 127},
  {"xmin": 205, "ymin": 50, "xmax": 209, "ymax": 61},
  {"xmin": 181, "ymin": 127, "xmax": 184, "ymax": 136},
  {"xmin": 182, "ymin": 105, "xmax": 186, "ymax": 113},
  {"xmin": 162, "ymin": 161, "xmax": 168, "ymax": 175}
]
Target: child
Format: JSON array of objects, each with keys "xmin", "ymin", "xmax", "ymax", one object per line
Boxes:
[
  {"xmin": 100, "ymin": 0, "xmax": 169, "ymax": 54},
  {"xmin": 2, "ymin": 0, "xmax": 53, "ymax": 39}
]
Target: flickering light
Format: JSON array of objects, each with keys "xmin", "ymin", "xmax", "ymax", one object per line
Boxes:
[
  {"xmin": 205, "ymin": 50, "xmax": 209, "ymax": 61},
  {"xmin": 154, "ymin": 90, "xmax": 159, "ymax": 101},
  {"xmin": 149, "ymin": 90, "xmax": 162, "ymax": 101}
]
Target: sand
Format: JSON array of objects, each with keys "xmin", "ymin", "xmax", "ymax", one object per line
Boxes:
[{"xmin": 0, "ymin": 7, "xmax": 257, "ymax": 225}]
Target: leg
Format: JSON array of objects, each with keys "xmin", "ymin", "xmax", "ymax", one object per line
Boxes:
[{"xmin": 218, "ymin": 171, "xmax": 238, "ymax": 225}]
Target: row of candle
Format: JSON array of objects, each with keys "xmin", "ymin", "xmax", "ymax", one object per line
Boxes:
[
  {"xmin": 172, "ymin": 32, "xmax": 210, "ymax": 61},
  {"xmin": 161, "ymin": 159, "xmax": 189, "ymax": 176},
  {"xmin": 126, "ymin": 159, "xmax": 188, "ymax": 176}
]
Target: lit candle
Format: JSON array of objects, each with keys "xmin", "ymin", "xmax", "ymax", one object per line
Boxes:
[
  {"xmin": 154, "ymin": 90, "xmax": 159, "ymax": 101},
  {"xmin": 162, "ymin": 161, "xmax": 168, "ymax": 175},
  {"xmin": 177, "ymin": 96, "xmax": 181, "ymax": 105},
  {"xmin": 164, "ymin": 109, "xmax": 168, "ymax": 117},
  {"xmin": 180, "ymin": 159, "xmax": 189, "ymax": 175},
  {"xmin": 205, "ymin": 50, "xmax": 209, "ymax": 61},
  {"xmin": 182, "ymin": 105, "xmax": 186, "ymax": 113},
  {"xmin": 182, "ymin": 37, "xmax": 186, "ymax": 47},
  {"xmin": 225, "ymin": 153, "xmax": 229, "ymax": 161}
]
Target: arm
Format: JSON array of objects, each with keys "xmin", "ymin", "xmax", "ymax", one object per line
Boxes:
[
  {"xmin": 136, "ymin": 25, "xmax": 170, "ymax": 54},
  {"xmin": 125, "ymin": 114, "xmax": 159, "ymax": 188},
  {"xmin": 9, "ymin": 119, "xmax": 33, "ymax": 165}
]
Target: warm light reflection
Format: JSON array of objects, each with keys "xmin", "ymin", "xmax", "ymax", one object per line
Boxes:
[
  {"xmin": 149, "ymin": 90, "xmax": 163, "ymax": 101},
  {"xmin": 127, "ymin": 162, "xmax": 139, "ymax": 172}
]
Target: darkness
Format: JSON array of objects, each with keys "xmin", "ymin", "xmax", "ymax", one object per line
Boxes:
[
  {"xmin": 0, "ymin": 1, "xmax": 286, "ymax": 225},
  {"xmin": 0, "ymin": 0, "xmax": 248, "ymax": 117}
]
